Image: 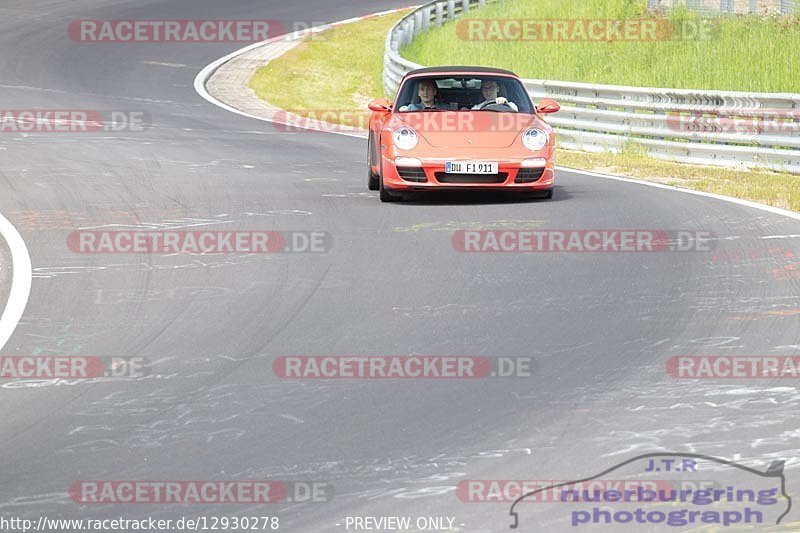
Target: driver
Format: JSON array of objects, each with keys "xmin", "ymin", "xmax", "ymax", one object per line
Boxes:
[
  {"xmin": 402, "ymin": 80, "xmax": 444, "ymax": 111},
  {"xmin": 473, "ymin": 80, "xmax": 518, "ymax": 111}
]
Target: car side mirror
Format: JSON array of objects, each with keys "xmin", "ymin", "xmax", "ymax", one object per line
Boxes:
[
  {"xmin": 537, "ymin": 98, "xmax": 560, "ymax": 114},
  {"xmin": 368, "ymin": 98, "xmax": 392, "ymax": 112}
]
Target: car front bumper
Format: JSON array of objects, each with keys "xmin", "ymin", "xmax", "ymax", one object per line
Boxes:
[{"xmin": 381, "ymin": 156, "xmax": 555, "ymax": 191}]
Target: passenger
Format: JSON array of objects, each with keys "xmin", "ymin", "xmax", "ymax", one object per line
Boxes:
[{"xmin": 402, "ymin": 80, "xmax": 443, "ymax": 111}]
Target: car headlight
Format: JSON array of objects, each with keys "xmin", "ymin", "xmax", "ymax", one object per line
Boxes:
[
  {"xmin": 393, "ymin": 127, "xmax": 419, "ymax": 151},
  {"xmin": 522, "ymin": 128, "xmax": 548, "ymax": 151}
]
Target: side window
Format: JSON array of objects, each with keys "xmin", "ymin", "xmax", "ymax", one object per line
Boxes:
[{"xmin": 506, "ymin": 81, "xmax": 533, "ymax": 113}]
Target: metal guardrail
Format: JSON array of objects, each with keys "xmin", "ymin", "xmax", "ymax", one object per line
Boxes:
[
  {"xmin": 383, "ymin": 0, "xmax": 800, "ymax": 173},
  {"xmin": 648, "ymin": 0, "xmax": 799, "ymax": 15}
]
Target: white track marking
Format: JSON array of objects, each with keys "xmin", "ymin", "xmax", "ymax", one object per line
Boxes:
[
  {"xmin": 558, "ymin": 166, "xmax": 800, "ymax": 222},
  {"xmin": 0, "ymin": 210, "xmax": 32, "ymax": 352}
]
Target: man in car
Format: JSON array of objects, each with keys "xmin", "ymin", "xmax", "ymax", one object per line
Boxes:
[
  {"xmin": 473, "ymin": 80, "xmax": 518, "ymax": 111},
  {"xmin": 401, "ymin": 80, "xmax": 444, "ymax": 111}
]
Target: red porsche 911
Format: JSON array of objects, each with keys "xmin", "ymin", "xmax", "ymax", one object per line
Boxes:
[{"xmin": 367, "ymin": 66, "xmax": 559, "ymax": 202}]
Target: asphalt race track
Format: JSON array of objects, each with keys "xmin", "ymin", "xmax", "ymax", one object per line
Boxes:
[{"xmin": 1, "ymin": 1, "xmax": 799, "ymax": 532}]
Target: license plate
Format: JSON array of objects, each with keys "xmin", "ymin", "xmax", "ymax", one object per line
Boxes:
[{"xmin": 445, "ymin": 161, "xmax": 498, "ymax": 174}]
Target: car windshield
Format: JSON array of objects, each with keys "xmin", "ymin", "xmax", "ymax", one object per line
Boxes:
[{"xmin": 395, "ymin": 75, "xmax": 534, "ymax": 114}]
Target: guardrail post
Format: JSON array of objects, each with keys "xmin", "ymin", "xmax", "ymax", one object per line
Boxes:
[
  {"xmin": 414, "ymin": 11, "xmax": 423, "ymax": 34},
  {"xmin": 422, "ymin": 7, "xmax": 431, "ymax": 31},
  {"xmin": 780, "ymin": 0, "xmax": 791, "ymax": 14},
  {"xmin": 447, "ymin": 0, "xmax": 456, "ymax": 20},
  {"xmin": 479, "ymin": 0, "xmax": 486, "ymax": 6},
  {"xmin": 435, "ymin": 2, "xmax": 444, "ymax": 25},
  {"xmin": 647, "ymin": 0, "xmax": 659, "ymax": 11},
  {"xmin": 394, "ymin": 28, "xmax": 404, "ymax": 50},
  {"xmin": 383, "ymin": 58, "xmax": 392, "ymax": 96},
  {"xmin": 686, "ymin": 0, "xmax": 703, "ymax": 12},
  {"xmin": 720, "ymin": 0, "xmax": 734, "ymax": 13},
  {"xmin": 463, "ymin": 0, "xmax": 470, "ymax": 13}
]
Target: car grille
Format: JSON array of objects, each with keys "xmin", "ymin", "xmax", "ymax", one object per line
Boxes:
[
  {"xmin": 435, "ymin": 172, "xmax": 508, "ymax": 184},
  {"xmin": 515, "ymin": 167, "xmax": 546, "ymax": 183},
  {"xmin": 397, "ymin": 167, "xmax": 427, "ymax": 182}
]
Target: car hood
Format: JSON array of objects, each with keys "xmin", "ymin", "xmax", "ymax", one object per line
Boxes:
[{"xmin": 392, "ymin": 112, "xmax": 539, "ymax": 149}]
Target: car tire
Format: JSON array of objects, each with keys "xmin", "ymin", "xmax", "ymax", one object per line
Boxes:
[
  {"xmin": 378, "ymin": 145, "xmax": 401, "ymax": 202},
  {"xmin": 367, "ymin": 132, "xmax": 379, "ymax": 191},
  {"xmin": 368, "ymin": 170, "xmax": 380, "ymax": 191},
  {"xmin": 527, "ymin": 188, "xmax": 553, "ymax": 200},
  {"xmin": 379, "ymin": 176, "xmax": 400, "ymax": 202}
]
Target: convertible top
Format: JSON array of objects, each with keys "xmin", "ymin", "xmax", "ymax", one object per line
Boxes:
[{"xmin": 405, "ymin": 66, "xmax": 519, "ymax": 77}]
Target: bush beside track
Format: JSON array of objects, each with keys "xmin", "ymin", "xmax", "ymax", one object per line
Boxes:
[{"xmin": 248, "ymin": 10, "xmax": 800, "ymax": 212}]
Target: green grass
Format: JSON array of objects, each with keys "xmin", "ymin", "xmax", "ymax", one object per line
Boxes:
[
  {"xmin": 247, "ymin": 8, "xmax": 800, "ymax": 212},
  {"xmin": 558, "ymin": 150, "xmax": 800, "ymax": 211},
  {"xmin": 249, "ymin": 11, "xmax": 407, "ymax": 128},
  {"xmin": 404, "ymin": 0, "xmax": 800, "ymax": 92}
]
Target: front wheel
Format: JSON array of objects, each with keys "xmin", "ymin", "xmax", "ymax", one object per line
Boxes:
[
  {"xmin": 368, "ymin": 169, "xmax": 379, "ymax": 191},
  {"xmin": 379, "ymin": 176, "xmax": 400, "ymax": 202},
  {"xmin": 527, "ymin": 188, "xmax": 553, "ymax": 200},
  {"xmin": 367, "ymin": 132, "xmax": 379, "ymax": 190}
]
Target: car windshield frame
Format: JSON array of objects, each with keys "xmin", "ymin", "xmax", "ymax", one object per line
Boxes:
[{"xmin": 394, "ymin": 75, "xmax": 535, "ymax": 114}]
